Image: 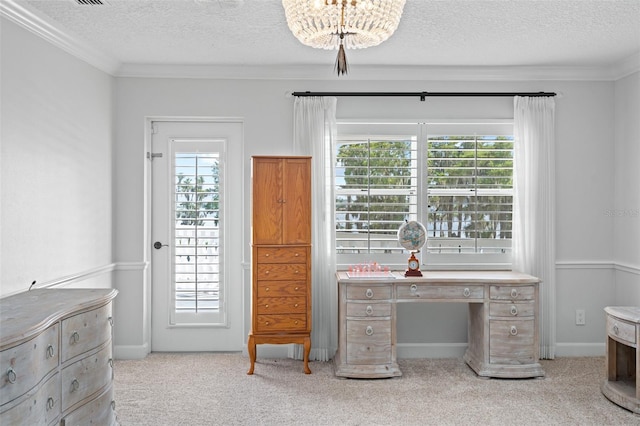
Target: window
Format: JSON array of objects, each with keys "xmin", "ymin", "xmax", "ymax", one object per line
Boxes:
[{"xmin": 335, "ymin": 121, "xmax": 513, "ymax": 268}]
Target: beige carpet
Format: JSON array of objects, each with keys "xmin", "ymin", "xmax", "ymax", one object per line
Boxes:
[{"xmin": 113, "ymin": 353, "xmax": 637, "ymax": 425}]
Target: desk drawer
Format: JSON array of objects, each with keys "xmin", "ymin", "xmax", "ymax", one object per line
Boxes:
[
  {"xmin": 346, "ymin": 302, "xmax": 392, "ymax": 318},
  {"xmin": 606, "ymin": 315, "xmax": 636, "ymax": 346},
  {"xmin": 256, "ymin": 247, "xmax": 307, "ymax": 264},
  {"xmin": 257, "ymin": 281, "xmax": 306, "ymax": 298},
  {"xmin": 346, "ymin": 319, "xmax": 392, "ymax": 365},
  {"xmin": 0, "ymin": 373, "xmax": 60, "ymax": 426},
  {"xmin": 346, "ymin": 285, "xmax": 391, "ymax": 301},
  {"xmin": 255, "ymin": 314, "xmax": 307, "ymax": 332},
  {"xmin": 490, "ymin": 302, "xmax": 535, "ymax": 318},
  {"xmin": 489, "ymin": 319, "xmax": 535, "ymax": 364},
  {"xmin": 257, "ymin": 264, "xmax": 306, "ymax": 280},
  {"xmin": 61, "ymin": 342, "xmax": 113, "ymax": 411},
  {"xmin": 490, "ymin": 285, "xmax": 535, "ymax": 301},
  {"xmin": 397, "ymin": 284, "xmax": 484, "ymax": 300},
  {"xmin": 61, "ymin": 303, "xmax": 112, "ymax": 362},
  {"xmin": 256, "ymin": 297, "xmax": 306, "ymax": 314}
]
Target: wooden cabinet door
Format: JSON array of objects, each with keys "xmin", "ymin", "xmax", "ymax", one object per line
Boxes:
[
  {"xmin": 252, "ymin": 157, "xmax": 284, "ymax": 245},
  {"xmin": 282, "ymin": 158, "xmax": 311, "ymax": 244}
]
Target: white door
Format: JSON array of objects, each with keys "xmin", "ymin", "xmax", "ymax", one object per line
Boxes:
[{"xmin": 151, "ymin": 120, "xmax": 243, "ymax": 351}]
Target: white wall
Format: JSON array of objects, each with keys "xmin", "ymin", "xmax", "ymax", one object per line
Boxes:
[
  {"xmin": 3, "ymin": 15, "xmax": 637, "ymax": 360},
  {"xmin": 1, "ymin": 18, "xmax": 114, "ymax": 296}
]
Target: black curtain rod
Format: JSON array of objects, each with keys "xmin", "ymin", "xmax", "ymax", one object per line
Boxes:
[{"xmin": 291, "ymin": 91, "xmax": 556, "ymax": 101}]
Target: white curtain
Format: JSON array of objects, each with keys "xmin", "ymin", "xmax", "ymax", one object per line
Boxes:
[
  {"xmin": 289, "ymin": 96, "xmax": 338, "ymax": 361},
  {"xmin": 512, "ymin": 96, "xmax": 556, "ymax": 359}
]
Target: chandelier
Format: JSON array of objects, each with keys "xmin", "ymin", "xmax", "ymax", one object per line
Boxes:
[{"xmin": 282, "ymin": 0, "xmax": 406, "ymax": 75}]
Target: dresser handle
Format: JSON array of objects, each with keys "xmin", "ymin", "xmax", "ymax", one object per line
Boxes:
[
  {"xmin": 365, "ymin": 288, "xmax": 374, "ymax": 299},
  {"xmin": 294, "ymin": 303, "xmax": 299, "ymax": 308},
  {"xmin": 295, "ymin": 287, "xmax": 299, "ymax": 291},
  {"xmin": 109, "ymin": 358, "xmax": 114, "ymax": 368},
  {"xmin": 265, "ymin": 270, "xmax": 270, "ymax": 275},
  {"xmin": 265, "ymin": 304, "xmax": 269, "ymax": 308},
  {"xmin": 264, "ymin": 253, "xmax": 270, "ymax": 257},
  {"xmin": 510, "ymin": 305, "xmax": 518, "ymax": 316},
  {"xmin": 510, "ymin": 289, "xmax": 518, "ymax": 298},
  {"xmin": 6, "ymin": 367, "xmax": 17, "ymax": 384},
  {"xmin": 108, "ymin": 316, "xmax": 114, "ymax": 327},
  {"xmin": 613, "ymin": 324, "xmax": 619, "ymax": 335},
  {"xmin": 71, "ymin": 379, "xmax": 80, "ymax": 392},
  {"xmin": 111, "ymin": 400, "xmax": 116, "ymax": 411},
  {"xmin": 265, "ymin": 287, "xmax": 270, "ymax": 292},
  {"xmin": 46, "ymin": 344, "xmax": 55, "ymax": 358},
  {"xmin": 295, "ymin": 320, "xmax": 299, "ymax": 325},
  {"xmin": 365, "ymin": 326, "xmax": 374, "ymax": 336},
  {"xmin": 70, "ymin": 331, "xmax": 80, "ymax": 344},
  {"xmin": 46, "ymin": 397, "xmax": 55, "ymax": 411},
  {"xmin": 265, "ymin": 321, "xmax": 270, "ymax": 326},
  {"xmin": 463, "ymin": 288, "xmax": 471, "ymax": 297},
  {"xmin": 294, "ymin": 270, "xmax": 299, "ymax": 274},
  {"xmin": 365, "ymin": 305, "xmax": 373, "ymax": 315},
  {"xmin": 294, "ymin": 253, "xmax": 300, "ymax": 257},
  {"xmin": 410, "ymin": 284, "xmax": 418, "ymax": 295},
  {"xmin": 510, "ymin": 326, "xmax": 518, "ymax": 336}
]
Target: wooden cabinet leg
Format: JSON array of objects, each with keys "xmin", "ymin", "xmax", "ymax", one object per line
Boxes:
[
  {"xmin": 247, "ymin": 334, "xmax": 256, "ymax": 375},
  {"xmin": 303, "ymin": 336, "xmax": 311, "ymax": 374}
]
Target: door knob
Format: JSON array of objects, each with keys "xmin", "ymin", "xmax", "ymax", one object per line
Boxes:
[{"xmin": 154, "ymin": 241, "xmax": 168, "ymax": 249}]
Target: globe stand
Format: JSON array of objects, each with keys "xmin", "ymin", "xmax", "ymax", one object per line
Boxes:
[{"xmin": 404, "ymin": 251, "xmax": 423, "ymax": 277}]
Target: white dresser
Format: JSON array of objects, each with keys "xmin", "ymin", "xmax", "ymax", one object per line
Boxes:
[
  {"xmin": 335, "ymin": 271, "xmax": 544, "ymax": 379},
  {"xmin": 0, "ymin": 289, "xmax": 118, "ymax": 425}
]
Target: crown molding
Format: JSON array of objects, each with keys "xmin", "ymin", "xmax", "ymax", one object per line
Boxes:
[
  {"xmin": 0, "ymin": 0, "xmax": 120, "ymax": 75},
  {"xmin": 3, "ymin": 0, "xmax": 637, "ymax": 82}
]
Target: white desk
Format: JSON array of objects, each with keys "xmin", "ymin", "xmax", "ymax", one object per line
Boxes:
[{"xmin": 334, "ymin": 271, "xmax": 545, "ymax": 379}]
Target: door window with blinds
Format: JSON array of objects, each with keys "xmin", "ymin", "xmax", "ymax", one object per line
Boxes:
[
  {"xmin": 172, "ymin": 141, "xmax": 225, "ymax": 324},
  {"xmin": 335, "ymin": 121, "xmax": 514, "ymax": 268}
]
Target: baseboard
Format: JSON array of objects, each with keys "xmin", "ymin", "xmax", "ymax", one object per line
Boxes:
[
  {"xmin": 397, "ymin": 343, "xmax": 468, "ymax": 359},
  {"xmin": 555, "ymin": 342, "xmax": 605, "ymax": 357},
  {"xmin": 114, "ymin": 343, "xmax": 150, "ymax": 360}
]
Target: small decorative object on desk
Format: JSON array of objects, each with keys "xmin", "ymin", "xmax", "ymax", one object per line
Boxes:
[
  {"xmin": 397, "ymin": 220, "xmax": 426, "ymax": 277},
  {"xmin": 346, "ymin": 261, "xmax": 393, "ymax": 279}
]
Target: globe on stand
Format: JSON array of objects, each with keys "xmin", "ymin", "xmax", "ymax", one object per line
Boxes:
[{"xmin": 397, "ymin": 221, "xmax": 426, "ymax": 277}]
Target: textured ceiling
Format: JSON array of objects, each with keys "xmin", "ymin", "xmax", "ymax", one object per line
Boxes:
[{"xmin": 8, "ymin": 0, "xmax": 640, "ymax": 78}]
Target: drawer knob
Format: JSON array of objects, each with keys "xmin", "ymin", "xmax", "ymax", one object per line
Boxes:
[
  {"xmin": 265, "ymin": 321, "xmax": 270, "ymax": 326},
  {"xmin": 510, "ymin": 289, "xmax": 518, "ymax": 298},
  {"xmin": 71, "ymin": 379, "xmax": 80, "ymax": 392},
  {"xmin": 6, "ymin": 367, "xmax": 17, "ymax": 384},
  {"xmin": 46, "ymin": 344, "xmax": 55, "ymax": 358},
  {"xmin": 295, "ymin": 320, "xmax": 299, "ymax": 325},
  {"xmin": 265, "ymin": 287, "xmax": 270, "ymax": 292},
  {"xmin": 265, "ymin": 270, "xmax": 270, "ymax": 275},
  {"xmin": 510, "ymin": 326, "xmax": 518, "ymax": 336},
  {"xmin": 294, "ymin": 303, "xmax": 299, "ymax": 308},
  {"xmin": 265, "ymin": 253, "xmax": 270, "ymax": 257},
  {"xmin": 510, "ymin": 305, "xmax": 518, "ymax": 316},
  {"xmin": 295, "ymin": 253, "xmax": 300, "ymax": 257},
  {"xmin": 295, "ymin": 287, "xmax": 299, "ymax": 291},
  {"xmin": 463, "ymin": 288, "xmax": 471, "ymax": 297},
  {"xmin": 365, "ymin": 326, "xmax": 374, "ymax": 336},
  {"xmin": 365, "ymin": 288, "xmax": 374, "ymax": 299},
  {"xmin": 265, "ymin": 304, "xmax": 269, "ymax": 308},
  {"xmin": 46, "ymin": 397, "xmax": 55, "ymax": 411},
  {"xmin": 70, "ymin": 331, "xmax": 80, "ymax": 344},
  {"xmin": 613, "ymin": 324, "xmax": 619, "ymax": 335},
  {"xmin": 294, "ymin": 270, "xmax": 299, "ymax": 274},
  {"xmin": 365, "ymin": 305, "xmax": 373, "ymax": 315},
  {"xmin": 410, "ymin": 284, "xmax": 419, "ymax": 296}
]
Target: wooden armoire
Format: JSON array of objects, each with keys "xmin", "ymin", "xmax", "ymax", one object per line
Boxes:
[{"xmin": 247, "ymin": 156, "xmax": 312, "ymax": 375}]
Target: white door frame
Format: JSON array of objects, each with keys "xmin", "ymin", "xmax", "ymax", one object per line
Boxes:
[{"xmin": 143, "ymin": 116, "xmax": 245, "ymax": 353}]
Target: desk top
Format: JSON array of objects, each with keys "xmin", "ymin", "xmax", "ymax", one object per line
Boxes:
[
  {"xmin": 336, "ymin": 270, "xmax": 540, "ymax": 284},
  {"xmin": 604, "ymin": 306, "xmax": 640, "ymax": 323}
]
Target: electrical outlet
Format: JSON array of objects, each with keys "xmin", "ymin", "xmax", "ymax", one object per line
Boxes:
[{"xmin": 575, "ymin": 309, "xmax": 586, "ymax": 325}]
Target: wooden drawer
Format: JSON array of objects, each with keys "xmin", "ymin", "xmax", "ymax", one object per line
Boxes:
[
  {"xmin": 257, "ymin": 281, "xmax": 306, "ymax": 298},
  {"xmin": 606, "ymin": 315, "xmax": 636, "ymax": 346},
  {"xmin": 0, "ymin": 372, "xmax": 60, "ymax": 425},
  {"xmin": 346, "ymin": 319, "xmax": 392, "ymax": 365},
  {"xmin": 61, "ymin": 343, "xmax": 113, "ymax": 412},
  {"xmin": 346, "ymin": 285, "xmax": 391, "ymax": 301},
  {"xmin": 256, "ymin": 247, "xmax": 307, "ymax": 264},
  {"xmin": 256, "ymin": 264, "xmax": 306, "ymax": 280},
  {"xmin": 490, "ymin": 285, "xmax": 535, "ymax": 301},
  {"xmin": 255, "ymin": 314, "xmax": 307, "ymax": 332},
  {"xmin": 0, "ymin": 324, "xmax": 59, "ymax": 406},
  {"xmin": 256, "ymin": 297, "xmax": 306, "ymax": 314},
  {"xmin": 61, "ymin": 303, "xmax": 113, "ymax": 362},
  {"xmin": 62, "ymin": 384, "xmax": 116, "ymax": 426},
  {"xmin": 397, "ymin": 284, "xmax": 484, "ymax": 300},
  {"xmin": 346, "ymin": 302, "xmax": 392, "ymax": 318},
  {"xmin": 489, "ymin": 319, "xmax": 535, "ymax": 364},
  {"xmin": 490, "ymin": 301, "xmax": 535, "ymax": 318}
]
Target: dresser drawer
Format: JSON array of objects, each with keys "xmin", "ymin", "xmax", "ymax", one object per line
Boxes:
[
  {"xmin": 255, "ymin": 314, "xmax": 307, "ymax": 332},
  {"xmin": 397, "ymin": 284, "xmax": 484, "ymax": 300},
  {"xmin": 61, "ymin": 303, "xmax": 113, "ymax": 362},
  {"xmin": 257, "ymin": 281, "xmax": 306, "ymax": 298},
  {"xmin": 346, "ymin": 285, "xmax": 391, "ymax": 301},
  {"xmin": 346, "ymin": 319, "xmax": 392, "ymax": 365},
  {"xmin": 490, "ymin": 301, "xmax": 535, "ymax": 318},
  {"xmin": 489, "ymin": 319, "xmax": 535, "ymax": 364},
  {"xmin": 62, "ymin": 384, "xmax": 116, "ymax": 426},
  {"xmin": 256, "ymin": 297, "xmax": 306, "ymax": 314},
  {"xmin": 606, "ymin": 315, "xmax": 636, "ymax": 346},
  {"xmin": 256, "ymin": 247, "xmax": 307, "ymax": 264},
  {"xmin": 0, "ymin": 372, "xmax": 60, "ymax": 425},
  {"xmin": 0, "ymin": 324, "xmax": 59, "ymax": 406},
  {"xmin": 346, "ymin": 302, "xmax": 392, "ymax": 318},
  {"xmin": 256, "ymin": 264, "xmax": 306, "ymax": 280},
  {"xmin": 490, "ymin": 285, "xmax": 535, "ymax": 301},
  {"xmin": 61, "ymin": 343, "xmax": 113, "ymax": 412}
]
